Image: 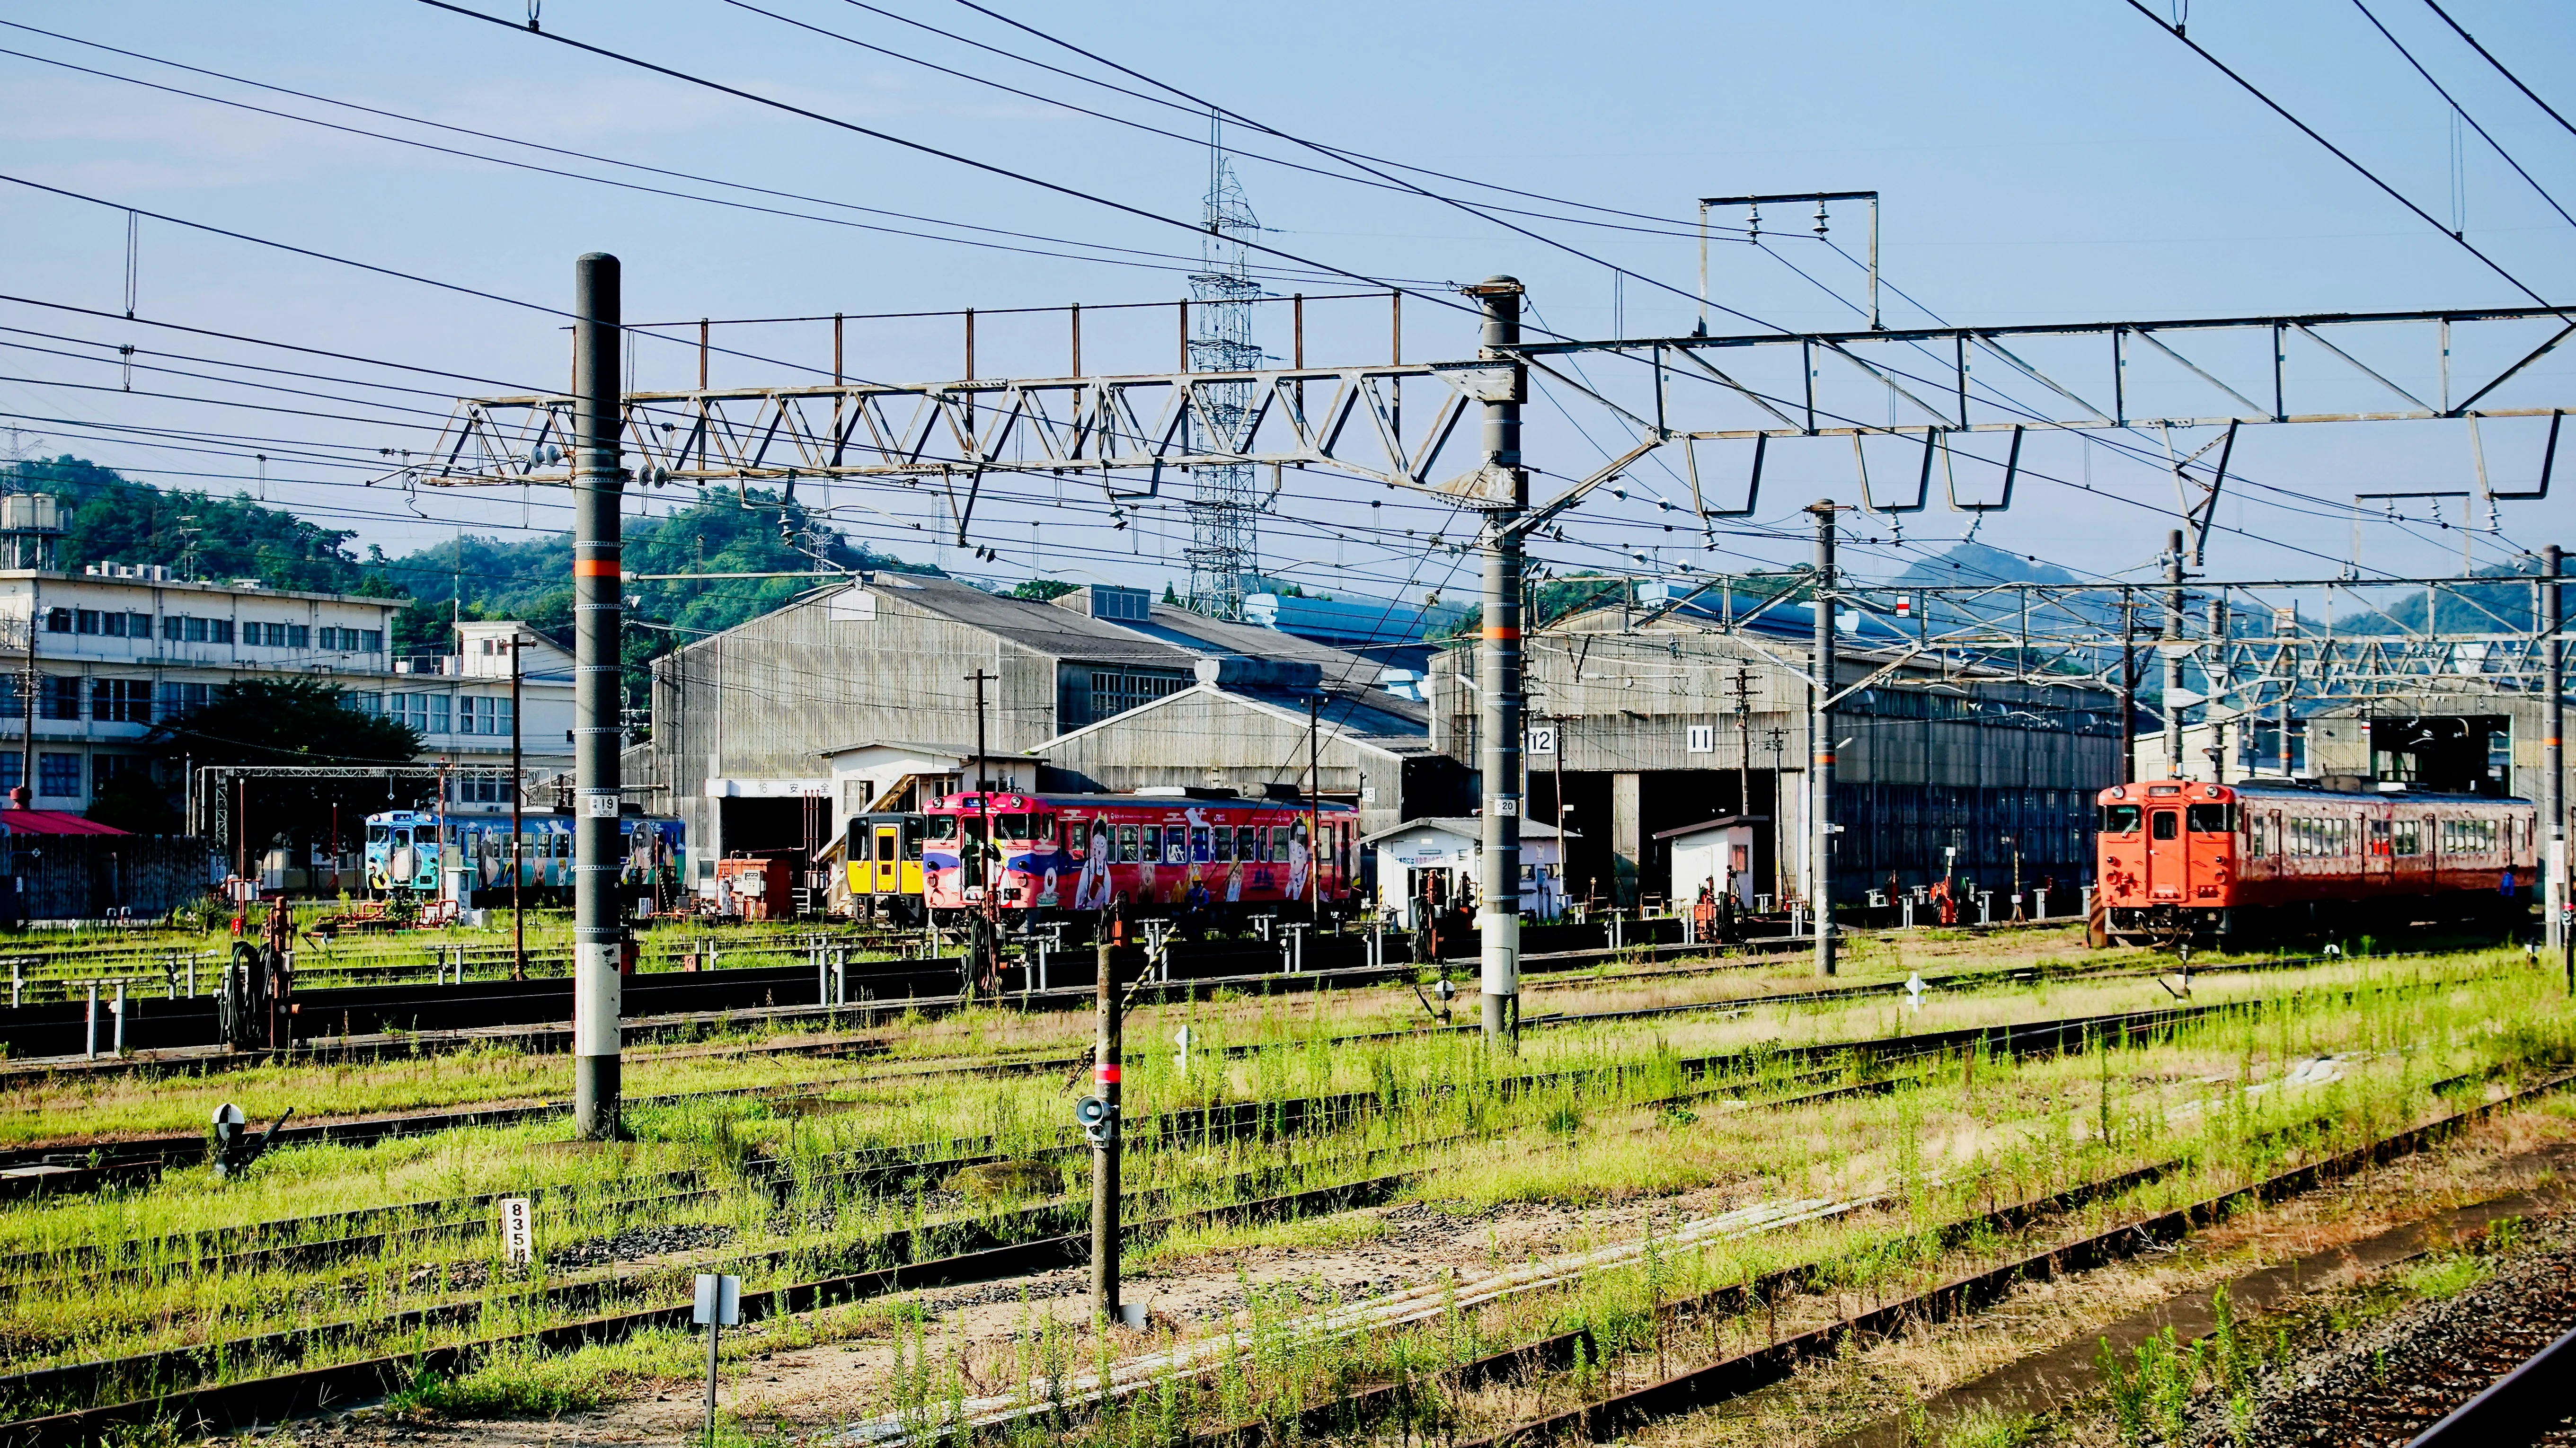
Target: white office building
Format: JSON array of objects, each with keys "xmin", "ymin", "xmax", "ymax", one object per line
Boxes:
[{"xmin": 0, "ymin": 565, "xmax": 573, "ymax": 814}]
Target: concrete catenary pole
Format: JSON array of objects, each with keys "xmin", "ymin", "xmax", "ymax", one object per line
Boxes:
[
  {"xmin": 2544, "ymin": 544, "xmax": 2565, "ymax": 986},
  {"xmin": 571, "ymin": 252, "xmax": 625, "ymax": 1141},
  {"xmin": 1471, "ymin": 276, "xmax": 1527, "ymax": 1046},
  {"xmin": 1808, "ymin": 501, "xmax": 1838, "ymax": 978},
  {"xmin": 2163, "ymin": 529, "xmax": 2186, "ymax": 781}
]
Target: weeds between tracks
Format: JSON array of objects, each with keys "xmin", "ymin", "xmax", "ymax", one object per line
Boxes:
[{"xmin": 0, "ymin": 947, "xmax": 2553, "ymax": 1441}]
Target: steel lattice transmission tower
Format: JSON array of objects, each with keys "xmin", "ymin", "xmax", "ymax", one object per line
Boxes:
[{"xmin": 1184, "ymin": 121, "xmax": 1262, "ymax": 619}]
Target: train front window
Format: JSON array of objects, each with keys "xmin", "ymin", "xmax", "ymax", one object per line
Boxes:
[
  {"xmin": 366, "ymin": 825, "xmax": 389, "ymax": 847},
  {"xmin": 924, "ymin": 815, "xmax": 959, "ymax": 845},
  {"xmin": 2150, "ymin": 811, "xmax": 2178, "ymax": 840},
  {"xmin": 2099, "ymin": 804, "xmax": 2142, "ymax": 834},
  {"xmin": 2185, "ymin": 803, "xmax": 2230, "ymax": 833}
]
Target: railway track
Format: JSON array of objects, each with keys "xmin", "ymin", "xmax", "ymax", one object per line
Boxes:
[
  {"xmin": 0, "ymin": 941, "xmax": 2410, "ymax": 1199},
  {"xmin": 5, "ymin": 1005, "xmax": 2546, "ymax": 1448},
  {"xmin": 0, "ymin": 970, "xmax": 2486, "ymax": 1401}
]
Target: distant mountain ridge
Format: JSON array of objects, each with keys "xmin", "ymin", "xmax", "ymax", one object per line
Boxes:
[{"xmin": 1889, "ymin": 540, "xmax": 2086, "ymax": 589}]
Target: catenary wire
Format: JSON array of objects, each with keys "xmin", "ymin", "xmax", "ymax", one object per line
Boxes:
[
  {"xmin": 2118, "ymin": 0, "xmax": 2558, "ymax": 307},
  {"xmin": 2417, "ymin": 0, "xmax": 2576, "ymax": 143},
  {"xmin": 410, "ymin": 0, "xmax": 1495, "ymax": 329},
  {"xmin": 2346, "ymin": 0, "xmax": 2576, "ymax": 231},
  {"xmin": 0, "ymin": 32, "xmax": 1424, "ymax": 289}
]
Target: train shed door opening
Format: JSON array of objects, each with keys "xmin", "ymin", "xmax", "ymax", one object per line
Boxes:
[
  {"xmin": 2144, "ymin": 807, "xmax": 2184, "ymax": 901},
  {"xmin": 2367, "ymin": 715, "xmax": 2510, "ymax": 795}
]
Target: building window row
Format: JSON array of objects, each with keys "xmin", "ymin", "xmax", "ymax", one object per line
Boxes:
[
  {"xmin": 41, "ymin": 609, "xmax": 381, "ymax": 653},
  {"xmin": 372, "ymin": 692, "xmax": 514, "ymax": 738},
  {"xmin": 0, "ymin": 751, "xmax": 146, "ymax": 800}
]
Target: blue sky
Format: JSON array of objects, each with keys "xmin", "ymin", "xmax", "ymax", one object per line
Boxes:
[{"xmin": 3, "ymin": 0, "xmax": 2571, "ymax": 608}]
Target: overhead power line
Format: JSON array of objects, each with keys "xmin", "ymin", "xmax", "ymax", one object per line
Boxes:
[
  {"xmin": 2347, "ymin": 0, "xmax": 2576, "ymax": 231},
  {"xmin": 930, "ymin": 0, "xmax": 1789, "ymax": 334},
  {"xmin": 0, "ymin": 25, "xmax": 1416, "ymax": 288},
  {"xmin": 411, "ymin": 0, "xmax": 1487, "ymax": 325},
  {"xmin": 2417, "ymin": 0, "xmax": 2576, "ymax": 142},
  {"xmin": 2119, "ymin": 0, "xmax": 2556, "ymax": 307}
]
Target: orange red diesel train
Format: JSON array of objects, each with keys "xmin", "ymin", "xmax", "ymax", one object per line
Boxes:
[{"xmin": 2093, "ymin": 779, "xmax": 2536, "ymax": 943}]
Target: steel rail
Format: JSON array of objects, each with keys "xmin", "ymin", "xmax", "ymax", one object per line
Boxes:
[
  {"xmin": 2404, "ymin": 1321, "xmax": 2576, "ymax": 1446},
  {"xmin": 1444, "ymin": 1067, "xmax": 2576, "ymax": 1448}
]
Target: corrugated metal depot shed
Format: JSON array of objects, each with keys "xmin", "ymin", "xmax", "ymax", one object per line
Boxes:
[
  {"xmin": 1427, "ymin": 603, "xmax": 2119, "ymax": 907},
  {"xmin": 647, "ymin": 577, "xmax": 1451, "ymax": 867}
]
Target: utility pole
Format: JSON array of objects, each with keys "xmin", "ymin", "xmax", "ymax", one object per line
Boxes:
[
  {"xmin": 1807, "ymin": 501, "xmax": 1838, "ymax": 978},
  {"xmin": 511, "ymin": 633, "xmax": 527, "ymax": 982},
  {"xmin": 965, "ymin": 666, "xmax": 997, "ymax": 997},
  {"xmin": 1553, "ymin": 712, "xmax": 1567, "ymax": 913},
  {"xmin": 2544, "ymin": 544, "xmax": 2566, "ymax": 990},
  {"xmin": 2163, "ymin": 529, "xmax": 2186, "ymax": 781},
  {"xmin": 1090, "ymin": 924, "xmax": 1121, "ymax": 1321},
  {"xmin": 964, "ymin": 669, "xmax": 996, "ymax": 895},
  {"xmin": 1469, "ymin": 276, "xmax": 1527, "ymax": 1047},
  {"xmin": 2117, "ymin": 588, "xmax": 2136, "ymax": 785},
  {"xmin": 17, "ymin": 581, "xmax": 33, "ymax": 809},
  {"xmin": 1306, "ymin": 692, "xmax": 1322, "ymax": 917},
  {"xmin": 571, "ymin": 252, "xmax": 625, "ymax": 1143},
  {"xmin": 1729, "ymin": 665, "xmax": 1754, "ymax": 817}
]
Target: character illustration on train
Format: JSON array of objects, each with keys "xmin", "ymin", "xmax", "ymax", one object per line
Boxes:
[
  {"xmin": 363, "ymin": 809, "xmax": 687, "ymax": 905},
  {"xmin": 911, "ymin": 790, "xmax": 1358, "ymax": 928}
]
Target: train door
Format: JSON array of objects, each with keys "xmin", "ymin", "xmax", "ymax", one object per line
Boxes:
[
  {"xmin": 2364, "ymin": 809, "xmax": 2394, "ymax": 883},
  {"xmin": 2143, "ymin": 804, "xmax": 2185, "ymax": 902},
  {"xmin": 873, "ymin": 821, "xmax": 901, "ymax": 896}
]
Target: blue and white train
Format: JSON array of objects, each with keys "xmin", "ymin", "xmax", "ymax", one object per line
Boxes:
[{"xmin": 362, "ymin": 809, "xmax": 687, "ymax": 902}]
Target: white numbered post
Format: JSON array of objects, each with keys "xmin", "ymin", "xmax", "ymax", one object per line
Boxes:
[{"xmin": 498, "ymin": 1197, "xmax": 533, "ymax": 1266}]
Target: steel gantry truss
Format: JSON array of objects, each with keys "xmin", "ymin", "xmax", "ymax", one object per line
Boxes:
[
  {"xmin": 1682, "ymin": 572, "xmax": 2573, "ymax": 706},
  {"xmin": 422, "ymin": 303, "xmax": 2572, "ymax": 512}
]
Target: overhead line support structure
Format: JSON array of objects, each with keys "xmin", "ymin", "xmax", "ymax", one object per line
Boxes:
[
  {"xmin": 570, "ymin": 252, "xmax": 624, "ymax": 1144},
  {"xmin": 1468, "ymin": 277, "xmax": 1527, "ymax": 1048},
  {"xmin": 2548, "ymin": 545, "xmax": 2567, "ymax": 987}
]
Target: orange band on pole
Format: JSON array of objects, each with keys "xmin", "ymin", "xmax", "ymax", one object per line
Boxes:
[
  {"xmin": 1481, "ymin": 626, "xmax": 1521, "ymax": 641},
  {"xmin": 572, "ymin": 558, "xmax": 620, "ymax": 577}
]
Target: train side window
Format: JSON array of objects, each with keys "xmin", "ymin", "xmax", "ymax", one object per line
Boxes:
[
  {"xmin": 1113, "ymin": 825, "xmax": 1135, "ymax": 862},
  {"xmin": 2392, "ymin": 819, "xmax": 2419, "ymax": 856},
  {"xmin": 1139, "ymin": 825, "xmax": 1161, "ymax": 861},
  {"xmin": 2247, "ymin": 815, "xmax": 2266, "ymax": 857},
  {"xmin": 2151, "ymin": 811, "xmax": 2178, "ymax": 840},
  {"xmin": 2099, "ymin": 804, "xmax": 2142, "ymax": 834},
  {"xmin": 1271, "ymin": 825, "xmax": 1292, "ymax": 861},
  {"xmin": 1213, "ymin": 826, "xmax": 1234, "ymax": 862},
  {"xmin": 1190, "ymin": 825, "xmax": 1211, "ymax": 863},
  {"xmin": 1237, "ymin": 825, "xmax": 1260, "ymax": 861},
  {"xmin": 2186, "ymin": 804, "xmax": 2227, "ymax": 833},
  {"xmin": 1164, "ymin": 829, "xmax": 1188, "ymax": 866}
]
